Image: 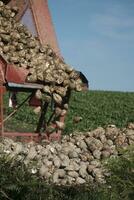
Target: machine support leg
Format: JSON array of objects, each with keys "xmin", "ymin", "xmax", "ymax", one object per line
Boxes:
[{"xmin": 36, "ymin": 102, "xmax": 49, "ymax": 134}]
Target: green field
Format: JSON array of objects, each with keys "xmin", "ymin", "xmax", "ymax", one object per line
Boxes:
[
  {"xmin": 4, "ymin": 90, "xmax": 134, "ymax": 133},
  {"xmin": 2, "ymin": 90, "xmax": 134, "ymax": 200}
]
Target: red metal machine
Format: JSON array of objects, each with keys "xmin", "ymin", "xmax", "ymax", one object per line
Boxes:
[
  {"xmin": 8, "ymin": 0, "xmax": 61, "ymax": 56},
  {"xmin": 0, "ymin": 0, "xmax": 88, "ymax": 142},
  {"xmin": 0, "ymin": 0, "xmax": 65, "ymax": 141}
]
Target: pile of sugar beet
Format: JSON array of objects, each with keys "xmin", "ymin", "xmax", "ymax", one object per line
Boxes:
[
  {"xmin": 1, "ymin": 1, "xmax": 134, "ymax": 186},
  {"xmin": 0, "ymin": 1, "xmax": 83, "ymax": 126},
  {"xmin": 0, "ymin": 124, "xmax": 134, "ymax": 185}
]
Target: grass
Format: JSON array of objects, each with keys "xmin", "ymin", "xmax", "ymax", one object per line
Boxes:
[
  {"xmin": 1, "ymin": 90, "xmax": 134, "ymax": 200},
  {"xmin": 0, "ymin": 146, "xmax": 134, "ymax": 200},
  {"xmin": 65, "ymin": 90, "xmax": 134, "ymax": 133},
  {"xmin": 3, "ymin": 90, "xmax": 134, "ymax": 133}
]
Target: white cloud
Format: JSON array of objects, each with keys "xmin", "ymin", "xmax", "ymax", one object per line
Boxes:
[
  {"xmin": 92, "ymin": 14, "xmax": 134, "ymax": 28},
  {"xmin": 89, "ymin": 6, "xmax": 134, "ymax": 41}
]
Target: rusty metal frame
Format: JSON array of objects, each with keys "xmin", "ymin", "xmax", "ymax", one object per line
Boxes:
[
  {"xmin": 0, "ymin": 86, "xmax": 5, "ymax": 135},
  {"xmin": 8, "ymin": 0, "xmax": 28, "ymax": 21},
  {"xmin": 0, "ymin": 86, "xmax": 68, "ymax": 142},
  {"xmin": 0, "ymin": 54, "xmax": 64, "ymax": 142},
  {"xmin": 0, "ymin": 0, "xmax": 72, "ymax": 142},
  {"xmin": 29, "ymin": 0, "xmax": 61, "ymax": 57}
]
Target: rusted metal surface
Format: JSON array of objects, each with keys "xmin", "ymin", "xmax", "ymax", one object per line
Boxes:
[
  {"xmin": 0, "ymin": 54, "xmax": 28, "ymax": 85},
  {"xmin": 6, "ymin": 64, "xmax": 29, "ymax": 84},
  {"xmin": 7, "ymin": 0, "xmax": 61, "ymax": 57},
  {"xmin": 0, "ymin": 56, "xmax": 7, "ymax": 84},
  {"xmin": 0, "ymin": 56, "xmax": 7, "ymax": 135},
  {"xmin": 0, "ymin": 1, "xmax": 66, "ymax": 142},
  {"xmin": 0, "ymin": 55, "xmax": 61, "ymax": 141},
  {"xmin": 29, "ymin": 0, "xmax": 61, "ymax": 57},
  {"xmin": 8, "ymin": 0, "xmax": 28, "ymax": 21},
  {"xmin": 0, "ymin": 63, "xmax": 5, "ymax": 85},
  {"xmin": 3, "ymin": 132, "xmax": 61, "ymax": 142},
  {"xmin": 3, "ymin": 132, "xmax": 42, "ymax": 142}
]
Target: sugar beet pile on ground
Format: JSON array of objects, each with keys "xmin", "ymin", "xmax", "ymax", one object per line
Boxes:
[
  {"xmin": 0, "ymin": 124, "xmax": 134, "ymax": 185},
  {"xmin": 0, "ymin": 1, "xmax": 82, "ymax": 104}
]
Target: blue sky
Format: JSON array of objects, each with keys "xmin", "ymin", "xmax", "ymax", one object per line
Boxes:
[{"xmin": 48, "ymin": 0, "xmax": 134, "ymax": 92}]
